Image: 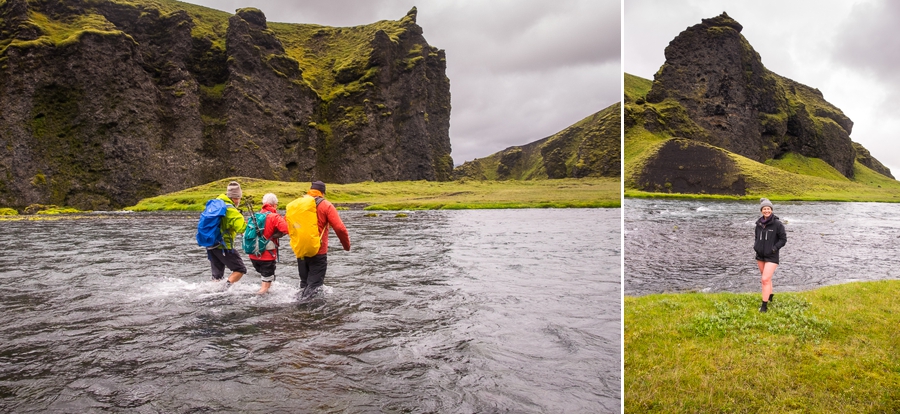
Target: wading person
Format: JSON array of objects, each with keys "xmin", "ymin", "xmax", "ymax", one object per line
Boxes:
[
  {"xmin": 246, "ymin": 193, "xmax": 289, "ymax": 294},
  {"xmin": 197, "ymin": 181, "xmax": 247, "ymax": 287},
  {"xmin": 754, "ymin": 198, "xmax": 786, "ymax": 313},
  {"xmin": 285, "ymin": 181, "xmax": 350, "ymax": 301}
]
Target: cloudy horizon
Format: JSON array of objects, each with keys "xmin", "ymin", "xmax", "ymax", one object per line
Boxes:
[
  {"xmin": 181, "ymin": 0, "xmax": 621, "ymax": 165},
  {"xmin": 626, "ymin": 0, "xmax": 900, "ymax": 176}
]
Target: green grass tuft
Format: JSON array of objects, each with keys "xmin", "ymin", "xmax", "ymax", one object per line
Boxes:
[
  {"xmin": 35, "ymin": 207, "xmax": 81, "ymax": 215},
  {"xmin": 690, "ymin": 295, "xmax": 831, "ymax": 342}
]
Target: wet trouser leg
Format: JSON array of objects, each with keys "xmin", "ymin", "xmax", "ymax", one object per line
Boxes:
[
  {"xmin": 208, "ymin": 248, "xmax": 247, "ymax": 280},
  {"xmin": 297, "ymin": 254, "xmax": 327, "ymax": 297}
]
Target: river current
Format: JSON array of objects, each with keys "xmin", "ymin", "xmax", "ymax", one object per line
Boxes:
[
  {"xmin": 0, "ymin": 208, "xmax": 620, "ymax": 413},
  {"xmin": 625, "ymin": 198, "xmax": 900, "ymax": 296}
]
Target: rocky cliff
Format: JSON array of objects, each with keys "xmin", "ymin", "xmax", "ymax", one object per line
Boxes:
[
  {"xmin": 639, "ymin": 13, "xmax": 883, "ymax": 180},
  {"xmin": 0, "ymin": 0, "xmax": 451, "ymax": 210},
  {"xmin": 453, "ymin": 102, "xmax": 620, "ymax": 180}
]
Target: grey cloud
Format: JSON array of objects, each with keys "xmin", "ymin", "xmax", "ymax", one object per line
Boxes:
[
  {"xmin": 183, "ymin": 0, "xmax": 621, "ymax": 163},
  {"xmin": 423, "ymin": 0, "xmax": 619, "ymax": 74},
  {"xmin": 448, "ymin": 63, "xmax": 619, "ymax": 162},
  {"xmin": 200, "ymin": 0, "xmax": 414, "ymax": 26},
  {"xmin": 833, "ymin": 1, "xmax": 900, "ymax": 84}
]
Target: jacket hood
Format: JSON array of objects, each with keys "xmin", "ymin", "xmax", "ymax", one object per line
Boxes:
[
  {"xmin": 217, "ymin": 193, "xmax": 236, "ymax": 206},
  {"xmin": 261, "ymin": 203, "xmax": 278, "ymax": 213}
]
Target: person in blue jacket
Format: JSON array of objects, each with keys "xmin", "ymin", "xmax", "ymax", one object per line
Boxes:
[{"xmin": 754, "ymin": 198, "xmax": 786, "ymax": 313}]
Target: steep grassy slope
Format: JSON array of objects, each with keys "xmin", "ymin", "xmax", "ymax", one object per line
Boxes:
[
  {"xmin": 453, "ymin": 102, "xmax": 621, "ymax": 180},
  {"xmin": 625, "ymin": 73, "xmax": 900, "ymax": 201}
]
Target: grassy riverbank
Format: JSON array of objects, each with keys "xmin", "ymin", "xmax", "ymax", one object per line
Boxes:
[
  {"xmin": 125, "ymin": 177, "xmax": 620, "ymax": 211},
  {"xmin": 625, "ymin": 280, "xmax": 900, "ymax": 413},
  {"xmin": 625, "ymin": 156, "xmax": 900, "ymax": 203}
]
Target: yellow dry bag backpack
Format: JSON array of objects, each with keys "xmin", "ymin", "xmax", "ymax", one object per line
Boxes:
[{"xmin": 286, "ymin": 195, "xmax": 325, "ymax": 258}]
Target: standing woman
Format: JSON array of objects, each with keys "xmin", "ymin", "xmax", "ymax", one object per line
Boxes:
[{"xmin": 754, "ymin": 198, "xmax": 786, "ymax": 313}]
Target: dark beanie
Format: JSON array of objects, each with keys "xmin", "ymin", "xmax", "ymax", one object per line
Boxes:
[{"xmin": 311, "ymin": 181, "xmax": 326, "ymax": 193}]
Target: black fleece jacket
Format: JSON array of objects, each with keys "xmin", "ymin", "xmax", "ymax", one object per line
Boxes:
[{"xmin": 754, "ymin": 215, "xmax": 786, "ymax": 263}]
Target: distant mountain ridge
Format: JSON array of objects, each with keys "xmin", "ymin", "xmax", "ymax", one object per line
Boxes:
[
  {"xmin": 625, "ymin": 13, "xmax": 894, "ymax": 196},
  {"xmin": 0, "ymin": 0, "xmax": 451, "ymax": 210},
  {"xmin": 453, "ymin": 102, "xmax": 620, "ymax": 180}
]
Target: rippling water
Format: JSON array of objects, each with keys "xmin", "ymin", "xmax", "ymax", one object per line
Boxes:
[
  {"xmin": 0, "ymin": 208, "xmax": 620, "ymax": 413},
  {"xmin": 625, "ymin": 198, "xmax": 900, "ymax": 296}
]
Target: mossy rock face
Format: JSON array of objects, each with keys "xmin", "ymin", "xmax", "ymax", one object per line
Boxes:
[
  {"xmin": 636, "ymin": 139, "xmax": 746, "ymax": 195},
  {"xmin": 643, "ymin": 12, "xmax": 870, "ymax": 179},
  {"xmin": 0, "ymin": 1, "xmax": 452, "ymax": 210},
  {"xmin": 852, "ymin": 142, "xmax": 894, "ymax": 179}
]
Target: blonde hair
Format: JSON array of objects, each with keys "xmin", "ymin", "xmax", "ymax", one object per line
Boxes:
[{"xmin": 261, "ymin": 193, "xmax": 278, "ymax": 206}]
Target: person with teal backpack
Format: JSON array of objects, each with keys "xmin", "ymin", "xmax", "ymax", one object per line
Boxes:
[
  {"xmin": 197, "ymin": 181, "xmax": 247, "ymax": 287},
  {"xmin": 243, "ymin": 193, "xmax": 288, "ymax": 294}
]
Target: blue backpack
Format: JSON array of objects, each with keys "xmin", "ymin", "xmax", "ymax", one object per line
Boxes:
[
  {"xmin": 243, "ymin": 211, "xmax": 271, "ymax": 255},
  {"xmin": 196, "ymin": 199, "xmax": 228, "ymax": 248}
]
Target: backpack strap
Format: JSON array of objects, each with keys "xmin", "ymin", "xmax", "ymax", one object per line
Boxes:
[{"xmin": 314, "ymin": 197, "xmax": 328, "ymax": 241}]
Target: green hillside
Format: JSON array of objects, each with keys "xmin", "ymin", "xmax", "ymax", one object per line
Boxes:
[
  {"xmin": 624, "ymin": 73, "xmax": 900, "ymax": 202},
  {"xmin": 453, "ymin": 102, "xmax": 621, "ymax": 180}
]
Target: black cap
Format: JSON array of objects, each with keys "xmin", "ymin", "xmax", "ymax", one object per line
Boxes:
[{"xmin": 311, "ymin": 181, "xmax": 326, "ymax": 193}]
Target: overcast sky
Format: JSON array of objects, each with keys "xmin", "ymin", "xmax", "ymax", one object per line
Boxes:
[
  {"xmin": 626, "ymin": 0, "xmax": 900, "ymax": 176},
  {"xmin": 181, "ymin": 0, "xmax": 621, "ymax": 164}
]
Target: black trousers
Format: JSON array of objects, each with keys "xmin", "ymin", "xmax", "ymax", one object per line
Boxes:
[
  {"xmin": 297, "ymin": 254, "xmax": 327, "ymax": 293},
  {"xmin": 207, "ymin": 248, "xmax": 247, "ymax": 280}
]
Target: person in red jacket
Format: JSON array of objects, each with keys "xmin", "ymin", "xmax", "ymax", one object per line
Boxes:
[
  {"xmin": 297, "ymin": 181, "xmax": 350, "ymax": 301},
  {"xmin": 248, "ymin": 193, "xmax": 289, "ymax": 294}
]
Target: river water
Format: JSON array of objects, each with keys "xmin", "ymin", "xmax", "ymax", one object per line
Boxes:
[
  {"xmin": 625, "ymin": 198, "xmax": 900, "ymax": 296},
  {"xmin": 0, "ymin": 208, "xmax": 621, "ymax": 413}
]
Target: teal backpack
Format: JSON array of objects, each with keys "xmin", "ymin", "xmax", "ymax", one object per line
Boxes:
[{"xmin": 242, "ymin": 209, "xmax": 271, "ymax": 256}]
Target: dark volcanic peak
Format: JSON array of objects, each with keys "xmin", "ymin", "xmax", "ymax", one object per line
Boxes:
[
  {"xmin": 700, "ymin": 12, "xmax": 742, "ymax": 32},
  {"xmin": 0, "ymin": 0, "xmax": 452, "ymax": 210},
  {"xmin": 644, "ymin": 12, "xmax": 867, "ymax": 179}
]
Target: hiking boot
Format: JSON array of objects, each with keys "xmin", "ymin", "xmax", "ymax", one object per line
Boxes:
[
  {"xmin": 759, "ymin": 302, "xmax": 768, "ymax": 313},
  {"xmin": 768, "ymin": 293, "xmax": 774, "ymax": 302}
]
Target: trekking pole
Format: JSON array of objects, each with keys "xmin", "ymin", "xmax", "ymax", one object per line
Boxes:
[
  {"xmin": 245, "ymin": 199, "xmax": 254, "ymax": 218},
  {"xmin": 244, "ymin": 199, "xmax": 254, "ymax": 253}
]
